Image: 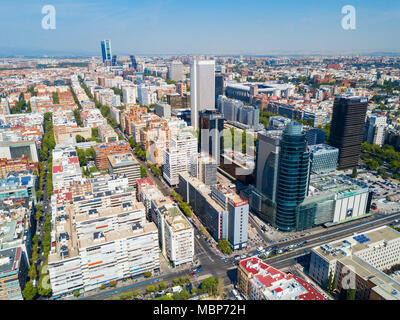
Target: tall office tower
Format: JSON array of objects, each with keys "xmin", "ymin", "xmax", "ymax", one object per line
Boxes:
[
  {"xmin": 329, "ymin": 96, "xmax": 368, "ymax": 170},
  {"xmin": 112, "ymin": 55, "xmax": 117, "ymax": 66},
  {"xmin": 275, "ymin": 121, "xmax": 310, "ymax": 232},
  {"xmin": 198, "ymin": 110, "xmax": 224, "ymax": 165},
  {"xmin": 255, "ymin": 130, "xmax": 282, "ymax": 202},
  {"xmin": 190, "ymin": 59, "xmax": 215, "ymax": 131},
  {"xmin": 215, "ymin": 72, "xmax": 224, "ymax": 102},
  {"xmin": 130, "ymin": 55, "xmax": 138, "ymax": 70},
  {"xmin": 101, "ymin": 40, "xmax": 112, "ymax": 64},
  {"xmin": 363, "ymin": 114, "xmax": 387, "ymax": 147},
  {"xmin": 168, "ymin": 60, "xmax": 185, "ymax": 82}
]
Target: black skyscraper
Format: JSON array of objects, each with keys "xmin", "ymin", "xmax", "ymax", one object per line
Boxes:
[
  {"xmin": 329, "ymin": 96, "xmax": 368, "ymax": 170},
  {"xmin": 199, "ymin": 110, "xmax": 224, "ymax": 165},
  {"xmin": 215, "ymin": 72, "xmax": 224, "ymax": 103},
  {"xmin": 112, "ymin": 55, "xmax": 117, "ymax": 66}
]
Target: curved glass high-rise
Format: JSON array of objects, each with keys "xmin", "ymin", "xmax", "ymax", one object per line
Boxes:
[{"xmin": 276, "ymin": 121, "xmax": 310, "ymax": 231}]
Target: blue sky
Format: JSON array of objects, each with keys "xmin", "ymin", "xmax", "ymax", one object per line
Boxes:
[{"xmin": 1, "ymin": 0, "xmax": 400, "ymax": 56}]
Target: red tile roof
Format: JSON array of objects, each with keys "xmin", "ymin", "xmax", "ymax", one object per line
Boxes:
[
  {"xmin": 68, "ymin": 156, "xmax": 79, "ymax": 164},
  {"xmin": 239, "ymin": 257, "xmax": 326, "ymax": 301},
  {"xmin": 53, "ymin": 165, "xmax": 63, "ymax": 173}
]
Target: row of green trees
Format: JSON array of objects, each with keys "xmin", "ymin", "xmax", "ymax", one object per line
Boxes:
[
  {"xmin": 218, "ymin": 239, "xmax": 233, "ymax": 254},
  {"xmin": 52, "ymin": 92, "xmax": 60, "ymax": 104},
  {"xmin": 23, "ymin": 114, "xmax": 55, "ymax": 299},
  {"xmin": 170, "ymin": 190, "xmax": 193, "ymax": 218},
  {"xmin": 128, "ymin": 137, "xmax": 147, "ymax": 161},
  {"xmin": 79, "ymin": 77, "xmax": 121, "ymax": 135},
  {"xmin": 70, "ymin": 85, "xmax": 84, "ymax": 127},
  {"xmin": 140, "ymin": 165, "xmax": 148, "ymax": 178},
  {"xmin": 39, "ymin": 113, "xmax": 56, "ymax": 160}
]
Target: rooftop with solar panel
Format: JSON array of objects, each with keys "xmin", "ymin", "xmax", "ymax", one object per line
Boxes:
[{"xmin": 314, "ymin": 225, "xmax": 400, "ymax": 261}]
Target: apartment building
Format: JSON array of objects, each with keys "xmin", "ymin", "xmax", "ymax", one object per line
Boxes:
[
  {"xmin": 178, "ymin": 172, "xmax": 228, "ymax": 243},
  {"xmin": 162, "ymin": 132, "xmax": 197, "ymax": 186},
  {"xmin": 0, "ymin": 247, "xmax": 29, "ymax": 300},
  {"xmin": 48, "ymin": 200, "xmax": 160, "ymax": 296},
  {"xmin": 0, "ymin": 155, "xmax": 38, "ymax": 177},
  {"xmin": 237, "ymin": 256, "xmax": 325, "ymax": 300},
  {"xmin": 152, "ymin": 197, "xmax": 194, "ymax": 267},
  {"xmin": 94, "ymin": 142, "xmax": 131, "ymax": 170},
  {"xmin": 51, "ymin": 146, "xmax": 82, "ymax": 190},
  {"xmin": 136, "ymin": 178, "xmax": 164, "ymax": 221},
  {"xmin": 98, "ymin": 124, "xmax": 118, "ymax": 143},
  {"xmin": 107, "ymin": 153, "xmax": 140, "ymax": 188},
  {"xmin": 0, "ymin": 173, "xmax": 37, "ymax": 204},
  {"xmin": 211, "ymin": 184, "xmax": 249, "ymax": 249}
]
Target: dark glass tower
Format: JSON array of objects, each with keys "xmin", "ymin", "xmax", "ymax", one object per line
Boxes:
[
  {"xmin": 329, "ymin": 96, "xmax": 368, "ymax": 170},
  {"xmin": 112, "ymin": 55, "xmax": 117, "ymax": 66},
  {"xmin": 130, "ymin": 55, "xmax": 138, "ymax": 70},
  {"xmin": 215, "ymin": 72, "xmax": 224, "ymax": 103},
  {"xmin": 275, "ymin": 121, "xmax": 310, "ymax": 231},
  {"xmin": 199, "ymin": 110, "xmax": 224, "ymax": 165},
  {"xmin": 100, "ymin": 40, "xmax": 112, "ymax": 63}
]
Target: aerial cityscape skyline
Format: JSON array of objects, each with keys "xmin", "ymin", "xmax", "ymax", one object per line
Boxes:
[{"xmin": 2, "ymin": 0, "xmax": 400, "ymax": 309}]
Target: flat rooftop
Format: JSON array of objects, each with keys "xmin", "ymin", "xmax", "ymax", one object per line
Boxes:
[
  {"xmin": 180, "ymin": 172, "xmax": 226, "ymax": 213},
  {"xmin": 307, "ymin": 173, "xmax": 369, "ymax": 200},
  {"xmin": 107, "ymin": 152, "xmax": 137, "ymax": 167},
  {"xmin": 75, "ymin": 201, "xmax": 145, "ymax": 224},
  {"xmin": 313, "ymin": 226, "xmax": 400, "ymax": 263},
  {"xmin": 0, "ymin": 247, "xmax": 21, "ymax": 275}
]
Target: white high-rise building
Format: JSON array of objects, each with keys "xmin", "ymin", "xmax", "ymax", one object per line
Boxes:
[
  {"xmin": 364, "ymin": 114, "xmax": 387, "ymax": 147},
  {"xmin": 153, "ymin": 197, "xmax": 194, "ymax": 267},
  {"xmin": 162, "ymin": 133, "xmax": 198, "ymax": 186},
  {"xmin": 138, "ymin": 86, "xmax": 155, "ymax": 106},
  {"xmin": 168, "ymin": 60, "xmax": 185, "ymax": 82},
  {"xmin": 190, "ymin": 59, "xmax": 215, "ymax": 131},
  {"xmin": 122, "ymin": 86, "xmax": 137, "ymax": 105}
]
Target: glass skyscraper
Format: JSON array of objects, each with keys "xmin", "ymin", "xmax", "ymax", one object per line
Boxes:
[
  {"xmin": 101, "ymin": 40, "xmax": 112, "ymax": 63},
  {"xmin": 130, "ymin": 55, "xmax": 137, "ymax": 70},
  {"xmin": 198, "ymin": 110, "xmax": 224, "ymax": 165},
  {"xmin": 275, "ymin": 121, "xmax": 310, "ymax": 231}
]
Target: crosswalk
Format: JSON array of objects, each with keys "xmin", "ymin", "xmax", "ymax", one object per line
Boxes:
[{"xmin": 194, "ymin": 236, "xmax": 215, "ymax": 263}]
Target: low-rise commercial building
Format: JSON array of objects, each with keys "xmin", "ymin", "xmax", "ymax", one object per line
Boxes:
[
  {"xmin": 308, "ymin": 144, "xmax": 339, "ymax": 174},
  {"xmin": 309, "ymin": 226, "xmax": 400, "ymax": 300}
]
